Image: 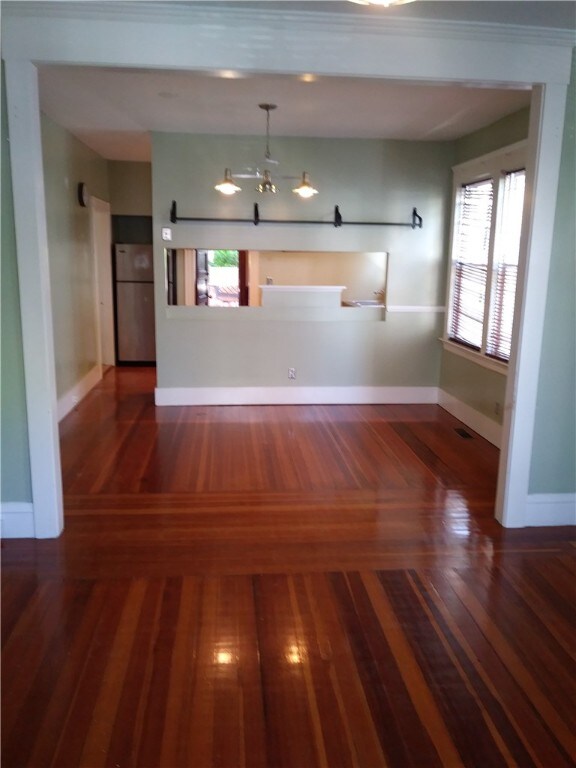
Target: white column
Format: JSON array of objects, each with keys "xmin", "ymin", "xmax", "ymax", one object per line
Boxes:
[
  {"xmin": 4, "ymin": 59, "xmax": 63, "ymax": 538},
  {"xmin": 496, "ymin": 83, "xmax": 568, "ymax": 528}
]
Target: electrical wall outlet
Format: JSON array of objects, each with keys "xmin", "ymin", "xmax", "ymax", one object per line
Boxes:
[
  {"xmin": 288, "ymin": 367, "xmax": 296, "ymax": 380},
  {"xmin": 161, "ymin": 227, "xmax": 172, "ymax": 241}
]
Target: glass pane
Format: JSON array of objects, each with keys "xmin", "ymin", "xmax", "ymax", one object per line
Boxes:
[
  {"xmin": 454, "ymin": 179, "xmax": 494, "ymax": 265},
  {"xmin": 487, "ymin": 170, "xmax": 525, "ymax": 360},
  {"xmin": 449, "ymin": 179, "xmax": 494, "ymax": 348}
]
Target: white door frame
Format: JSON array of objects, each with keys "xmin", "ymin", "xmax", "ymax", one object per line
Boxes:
[
  {"xmin": 2, "ymin": 8, "xmax": 572, "ymax": 537},
  {"xmin": 496, "ymin": 84, "xmax": 568, "ymax": 527},
  {"xmin": 89, "ymin": 197, "xmax": 114, "ymax": 369},
  {"xmin": 4, "ymin": 58, "xmax": 63, "ymax": 538}
]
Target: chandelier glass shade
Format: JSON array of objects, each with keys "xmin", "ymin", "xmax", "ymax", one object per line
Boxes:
[
  {"xmin": 214, "ymin": 168, "xmax": 241, "ymax": 195},
  {"xmin": 292, "ymin": 172, "xmax": 319, "ymax": 199}
]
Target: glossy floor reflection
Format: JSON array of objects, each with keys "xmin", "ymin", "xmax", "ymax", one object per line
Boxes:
[{"xmin": 2, "ymin": 367, "xmax": 575, "ymax": 767}]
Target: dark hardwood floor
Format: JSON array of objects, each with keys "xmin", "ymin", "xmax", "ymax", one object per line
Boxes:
[{"xmin": 2, "ymin": 367, "xmax": 575, "ymax": 767}]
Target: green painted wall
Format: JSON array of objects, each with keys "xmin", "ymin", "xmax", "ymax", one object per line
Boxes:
[
  {"xmin": 440, "ymin": 353, "xmax": 506, "ymax": 424},
  {"xmin": 529, "ymin": 52, "xmax": 576, "ymax": 494},
  {"xmin": 152, "ymin": 133, "xmax": 454, "ymax": 390},
  {"xmin": 455, "ymin": 107, "xmax": 530, "ymax": 164},
  {"xmin": 1, "ymin": 66, "xmax": 32, "ymax": 502},
  {"xmin": 109, "ymin": 161, "xmax": 152, "ymax": 215},
  {"xmin": 439, "ymin": 107, "xmax": 531, "ymax": 425},
  {"xmin": 41, "ymin": 114, "xmax": 109, "ymax": 398}
]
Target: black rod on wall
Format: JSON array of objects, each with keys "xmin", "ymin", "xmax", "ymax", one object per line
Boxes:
[{"xmin": 169, "ymin": 201, "xmax": 423, "ymax": 229}]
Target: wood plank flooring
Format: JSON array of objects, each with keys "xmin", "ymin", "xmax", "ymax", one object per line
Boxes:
[{"xmin": 2, "ymin": 367, "xmax": 575, "ymax": 767}]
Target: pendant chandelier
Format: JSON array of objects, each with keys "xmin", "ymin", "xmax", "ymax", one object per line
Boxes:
[
  {"xmin": 214, "ymin": 168, "xmax": 242, "ymax": 196},
  {"xmin": 215, "ymin": 104, "xmax": 318, "ymax": 198}
]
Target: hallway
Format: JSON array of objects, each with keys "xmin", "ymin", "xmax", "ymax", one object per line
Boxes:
[{"xmin": 2, "ymin": 368, "xmax": 574, "ymax": 767}]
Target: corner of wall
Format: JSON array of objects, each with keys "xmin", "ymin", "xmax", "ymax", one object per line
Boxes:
[{"xmin": 438, "ymin": 389, "xmax": 502, "ymax": 447}]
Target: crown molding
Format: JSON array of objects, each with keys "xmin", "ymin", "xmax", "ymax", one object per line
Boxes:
[{"xmin": 3, "ymin": 1, "xmax": 575, "ymax": 48}]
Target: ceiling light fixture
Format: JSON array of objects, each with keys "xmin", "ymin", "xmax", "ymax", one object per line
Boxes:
[
  {"xmin": 292, "ymin": 172, "xmax": 318, "ymax": 199},
  {"xmin": 216, "ymin": 70, "xmax": 245, "ymax": 79},
  {"xmin": 348, "ymin": 0, "xmax": 416, "ymax": 6},
  {"xmin": 257, "ymin": 169, "xmax": 278, "ymax": 194},
  {"xmin": 214, "ymin": 168, "xmax": 242, "ymax": 195},
  {"xmin": 215, "ymin": 104, "xmax": 319, "ymax": 199}
]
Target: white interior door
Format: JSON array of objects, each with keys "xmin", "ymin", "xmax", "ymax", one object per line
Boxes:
[{"xmin": 90, "ymin": 198, "xmax": 114, "ymax": 366}]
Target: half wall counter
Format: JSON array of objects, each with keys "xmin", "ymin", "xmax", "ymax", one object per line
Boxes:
[{"xmin": 260, "ymin": 285, "xmax": 347, "ymax": 308}]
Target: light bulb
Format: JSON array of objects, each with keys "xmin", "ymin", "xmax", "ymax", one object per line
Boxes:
[
  {"xmin": 293, "ymin": 172, "xmax": 318, "ymax": 199},
  {"xmin": 215, "ymin": 168, "xmax": 241, "ymax": 195}
]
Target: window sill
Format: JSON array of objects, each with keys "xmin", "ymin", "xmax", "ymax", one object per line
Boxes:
[{"xmin": 441, "ymin": 339, "xmax": 509, "ymax": 375}]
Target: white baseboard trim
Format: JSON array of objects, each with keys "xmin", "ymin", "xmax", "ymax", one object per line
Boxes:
[
  {"xmin": 0, "ymin": 502, "xmax": 35, "ymax": 538},
  {"xmin": 155, "ymin": 385, "xmax": 439, "ymax": 406},
  {"xmin": 438, "ymin": 389, "xmax": 502, "ymax": 447},
  {"xmin": 58, "ymin": 364, "xmax": 102, "ymax": 421},
  {"xmin": 525, "ymin": 493, "xmax": 576, "ymax": 527}
]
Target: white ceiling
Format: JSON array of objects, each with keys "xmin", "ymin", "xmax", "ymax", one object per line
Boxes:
[
  {"xmin": 35, "ymin": 1, "xmax": 574, "ymax": 162},
  {"xmin": 38, "ymin": 67, "xmax": 532, "ymax": 161}
]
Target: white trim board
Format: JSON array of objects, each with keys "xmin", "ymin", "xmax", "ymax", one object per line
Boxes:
[
  {"xmin": 6, "ymin": 3, "xmax": 575, "ymax": 49},
  {"xmin": 0, "ymin": 502, "xmax": 35, "ymax": 538},
  {"xmin": 525, "ymin": 494, "xmax": 576, "ymax": 528},
  {"xmin": 387, "ymin": 306, "xmax": 445, "ymax": 313},
  {"xmin": 5, "ymin": 58, "xmax": 64, "ymax": 539},
  {"xmin": 438, "ymin": 389, "xmax": 502, "ymax": 447},
  {"xmin": 442, "ymin": 339, "xmax": 508, "ymax": 375},
  {"xmin": 496, "ymin": 84, "xmax": 569, "ymax": 528},
  {"xmin": 3, "ymin": 7, "xmax": 573, "ymax": 87},
  {"xmin": 58, "ymin": 364, "xmax": 102, "ymax": 422},
  {"xmin": 155, "ymin": 386, "xmax": 439, "ymax": 407}
]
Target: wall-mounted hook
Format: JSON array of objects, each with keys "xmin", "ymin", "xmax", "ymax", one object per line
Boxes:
[{"xmin": 412, "ymin": 208, "xmax": 423, "ymax": 229}]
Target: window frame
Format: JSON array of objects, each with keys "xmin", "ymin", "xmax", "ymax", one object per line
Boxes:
[{"xmin": 443, "ymin": 141, "xmax": 527, "ymax": 372}]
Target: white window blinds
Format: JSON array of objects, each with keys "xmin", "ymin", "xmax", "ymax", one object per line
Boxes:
[
  {"xmin": 487, "ymin": 170, "xmax": 526, "ymax": 361},
  {"xmin": 446, "ymin": 160, "xmax": 526, "ymax": 365},
  {"xmin": 449, "ymin": 179, "xmax": 494, "ymax": 350}
]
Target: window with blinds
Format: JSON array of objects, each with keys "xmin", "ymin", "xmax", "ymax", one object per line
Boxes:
[
  {"xmin": 487, "ymin": 170, "xmax": 526, "ymax": 361},
  {"xmin": 446, "ymin": 161, "xmax": 526, "ymax": 365},
  {"xmin": 449, "ymin": 179, "xmax": 494, "ymax": 349}
]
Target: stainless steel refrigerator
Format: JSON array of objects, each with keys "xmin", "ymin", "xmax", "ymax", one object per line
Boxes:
[{"xmin": 114, "ymin": 244, "xmax": 156, "ymax": 363}]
